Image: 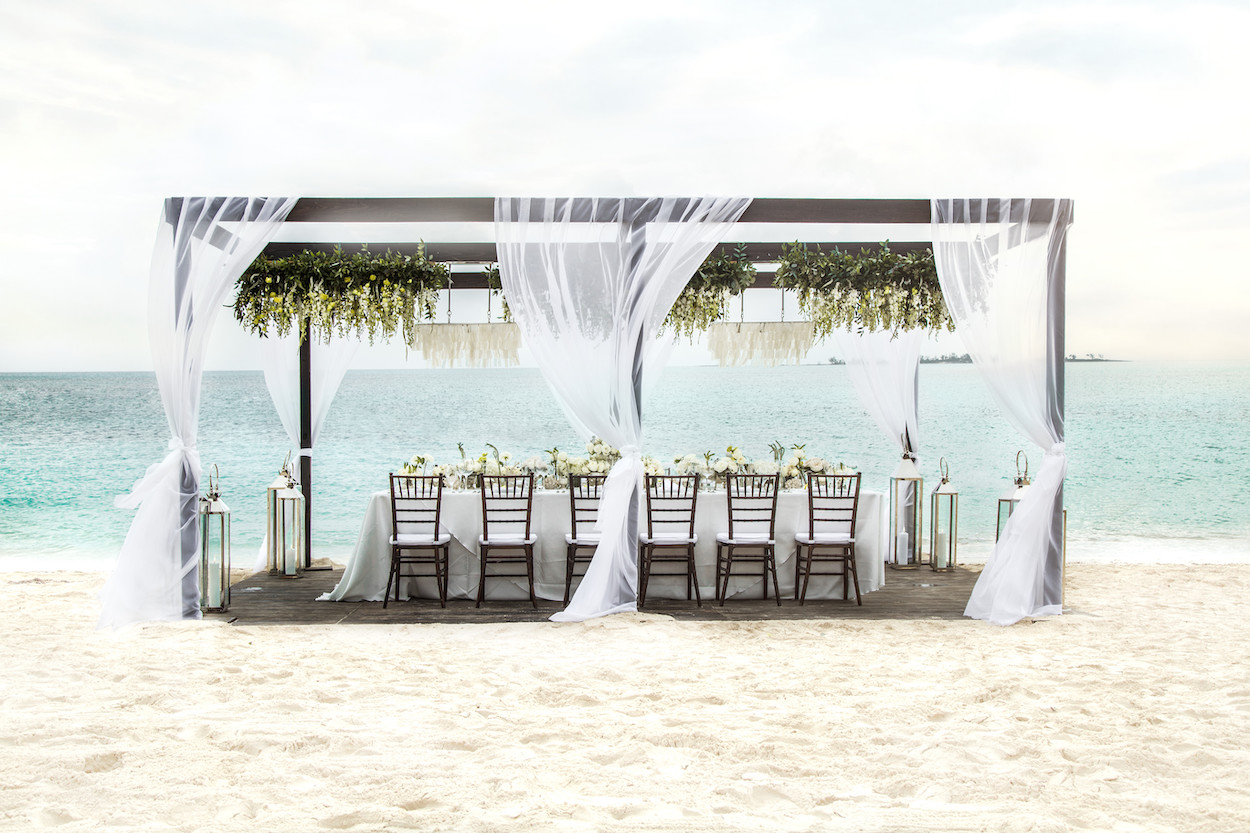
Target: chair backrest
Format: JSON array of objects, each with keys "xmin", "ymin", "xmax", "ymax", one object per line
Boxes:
[
  {"xmin": 644, "ymin": 474, "xmax": 699, "ymax": 539},
  {"xmin": 806, "ymin": 472, "xmax": 861, "ymax": 539},
  {"xmin": 480, "ymin": 474, "xmax": 535, "ymax": 540},
  {"xmin": 568, "ymin": 474, "xmax": 607, "ymax": 539},
  {"xmin": 726, "ymin": 473, "xmax": 780, "ymax": 540},
  {"xmin": 390, "ymin": 474, "xmax": 444, "ymax": 539}
]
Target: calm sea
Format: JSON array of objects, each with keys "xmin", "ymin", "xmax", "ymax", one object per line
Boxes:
[{"xmin": 1, "ymin": 363, "xmax": 1247, "ymax": 569}]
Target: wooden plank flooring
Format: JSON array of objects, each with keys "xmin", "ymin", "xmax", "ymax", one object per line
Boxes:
[{"xmin": 208, "ymin": 565, "xmax": 981, "ymax": 626}]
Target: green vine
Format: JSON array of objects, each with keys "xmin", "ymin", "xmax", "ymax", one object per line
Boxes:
[
  {"xmin": 233, "ymin": 246, "xmax": 449, "ymax": 344},
  {"xmin": 773, "ymin": 243, "xmax": 953, "ymax": 336},
  {"xmin": 663, "ymin": 243, "xmax": 757, "ymax": 338},
  {"xmin": 483, "ymin": 265, "xmax": 512, "ymax": 323}
]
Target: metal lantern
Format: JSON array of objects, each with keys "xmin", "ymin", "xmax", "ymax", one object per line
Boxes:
[
  {"xmin": 266, "ymin": 456, "xmax": 305, "ymax": 577},
  {"xmin": 889, "ymin": 451, "xmax": 924, "ymax": 568},
  {"xmin": 996, "ymin": 450, "xmax": 1031, "ymax": 540},
  {"xmin": 198, "ymin": 465, "xmax": 231, "ymax": 612},
  {"xmin": 928, "ymin": 457, "xmax": 958, "ymax": 572}
]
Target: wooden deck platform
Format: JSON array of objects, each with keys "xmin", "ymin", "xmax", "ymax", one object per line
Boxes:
[{"xmin": 207, "ymin": 565, "xmax": 981, "ymax": 626}]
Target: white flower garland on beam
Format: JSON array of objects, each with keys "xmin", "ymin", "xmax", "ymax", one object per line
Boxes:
[
  {"xmin": 706, "ymin": 321, "xmax": 816, "ymax": 367},
  {"xmin": 411, "ymin": 323, "xmax": 521, "ymax": 368}
]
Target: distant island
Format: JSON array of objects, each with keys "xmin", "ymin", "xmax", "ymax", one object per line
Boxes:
[
  {"xmin": 918, "ymin": 353, "xmax": 1125, "ymax": 364},
  {"xmin": 826, "ymin": 352, "xmax": 1124, "ymax": 366}
]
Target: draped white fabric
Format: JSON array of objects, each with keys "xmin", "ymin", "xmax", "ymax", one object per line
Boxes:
[
  {"xmin": 259, "ymin": 333, "xmax": 357, "ymax": 451},
  {"xmin": 495, "ymin": 196, "xmax": 752, "ymax": 622},
  {"xmin": 100, "ymin": 197, "xmax": 297, "ymax": 627},
  {"xmin": 254, "ymin": 333, "xmax": 358, "ymax": 571},
  {"xmin": 931, "ymin": 197, "xmax": 1072, "ymax": 626},
  {"xmin": 832, "ymin": 328, "xmax": 923, "ymax": 455}
]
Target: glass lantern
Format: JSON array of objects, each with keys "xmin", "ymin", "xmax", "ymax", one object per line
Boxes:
[
  {"xmin": 889, "ymin": 452, "xmax": 923, "ymax": 568},
  {"xmin": 198, "ymin": 465, "xmax": 231, "ymax": 612},
  {"xmin": 996, "ymin": 450, "xmax": 1031, "ymax": 540},
  {"xmin": 929, "ymin": 457, "xmax": 958, "ymax": 572},
  {"xmin": 266, "ymin": 456, "xmax": 305, "ymax": 577}
]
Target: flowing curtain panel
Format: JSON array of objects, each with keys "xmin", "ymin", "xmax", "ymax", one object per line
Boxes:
[
  {"xmin": 832, "ymin": 328, "xmax": 922, "ymax": 455},
  {"xmin": 100, "ymin": 197, "xmax": 297, "ymax": 627},
  {"xmin": 931, "ymin": 197, "xmax": 1073, "ymax": 625},
  {"xmin": 496, "ymin": 196, "xmax": 751, "ymax": 622},
  {"xmin": 253, "ymin": 333, "xmax": 358, "ymax": 571},
  {"xmin": 833, "ymin": 328, "xmax": 923, "ymax": 567}
]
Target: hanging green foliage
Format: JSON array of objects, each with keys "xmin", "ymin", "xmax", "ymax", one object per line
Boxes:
[
  {"xmin": 663, "ymin": 243, "xmax": 757, "ymax": 338},
  {"xmin": 773, "ymin": 243, "xmax": 953, "ymax": 336},
  {"xmin": 233, "ymin": 246, "xmax": 449, "ymax": 344}
]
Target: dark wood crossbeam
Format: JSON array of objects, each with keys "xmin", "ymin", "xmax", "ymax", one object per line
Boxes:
[
  {"xmin": 279, "ymin": 196, "xmax": 1064, "ymax": 226},
  {"xmin": 261, "ymin": 240, "xmax": 934, "ymax": 264}
]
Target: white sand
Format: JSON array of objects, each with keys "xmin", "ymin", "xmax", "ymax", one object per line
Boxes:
[{"xmin": 1, "ymin": 564, "xmax": 1248, "ymax": 832}]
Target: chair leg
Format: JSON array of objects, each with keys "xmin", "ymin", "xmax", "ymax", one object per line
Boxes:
[
  {"xmin": 476, "ymin": 547, "xmax": 488, "ymax": 608},
  {"xmin": 638, "ymin": 545, "xmax": 650, "ymax": 609},
  {"xmin": 384, "ymin": 552, "xmax": 396, "ymax": 609},
  {"xmin": 799, "ymin": 545, "xmax": 814, "ymax": 605},
  {"xmin": 564, "ymin": 544, "xmax": 575, "ymax": 607},
  {"xmin": 848, "ymin": 551, "xmax": 862, "ymax": 606},
  {"xmin": 718, "ymin": 548, "xmax": 733, "ymax": 607},
  {"xmin": 768, "ymin": 546, "xmax": 781, "ymax": 606},
  {"xmin": 689, "ymin": 546, "xmax": 702, "ymax": 607},
  {"xmin": 437, "ymin": 547, "xmax": 448, "ymax": 608},
  {"xmin": 525, "ymin": 545, "xmax": 537, "ymax": 609}
]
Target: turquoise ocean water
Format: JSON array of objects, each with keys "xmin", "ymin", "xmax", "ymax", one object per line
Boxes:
[{"xmin": 1, "ymin": 363, "xmax": 1247, "ymax": 569}]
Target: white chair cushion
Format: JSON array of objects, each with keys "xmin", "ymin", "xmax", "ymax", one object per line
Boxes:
[
  {"xmin": 795, "ymin": 532, "xmax": 854, "ymax": 545},
  {"xmin": 391, "ymin": 532, "xmax": 451, "ymax": 546},
  {"xmin": 565, "ymin": 532, "xmax": 602, "ymax": 545},
  {"xmin": 715, "ymin": 532, "xmax": 774, "ymax": 545},
  {"xmin": 479, "ymin": 534, "xmax": 538, "ymax": 546},
  {"xmin": 640, "ymin": 532, "xmax": 698, "ymax": 545}
]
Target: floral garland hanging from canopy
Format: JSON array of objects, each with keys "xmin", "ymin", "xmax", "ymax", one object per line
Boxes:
[
  {"xmin": 234, "ymin": 245, "xmax": 449, "ymax": 344},
  {"xmin": 233, "ymin": 241, "xmax": 954, "ymax": 365},
  {"xmin": 772, "ymin": 242, "xmax": 953, "ymax": 337}
]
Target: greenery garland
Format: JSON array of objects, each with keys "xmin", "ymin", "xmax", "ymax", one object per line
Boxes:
[
  {"xmin": 233, "ymin": 246, "xmax": 448, "ymax": 344},
  {"xmin": 663, "ymin": 243, "xmax": 756, "ymax": 338},
  {"xmin": 234, "ymin": 242, "xmax": 953, "ymax": 344},
  {"xmin": 773, "ymin": 242, "xmax": 953, "ymax": 336}
]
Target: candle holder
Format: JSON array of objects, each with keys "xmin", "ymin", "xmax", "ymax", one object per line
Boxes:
[
  {"xmin": 996, "ymin": 450, "xmax": 1031, "ymax": 541},
  {"xmin": 198, "ymin": 465, "xmax": 231, "ymax": 612},
  {"xmin": 928, "ymin": 457, "xmax": 958, "ymax": 572},
  {"xmin": 266, "ymin": 454, "xmax": 305, "ymax": 578},
  {"xmin": 889, "ymin": 450, "xmax": 923, "ymax": 569}
]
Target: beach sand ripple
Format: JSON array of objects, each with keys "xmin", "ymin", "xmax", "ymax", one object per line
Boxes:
[{"xmin": 0, "ymin": 565, "xmax": 1247, "ymax": 831}]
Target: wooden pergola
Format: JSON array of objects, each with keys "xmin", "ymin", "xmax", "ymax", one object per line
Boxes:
[{"xmin": 258, "ymin": 197, "xmax": 1068, "ymax": 608}]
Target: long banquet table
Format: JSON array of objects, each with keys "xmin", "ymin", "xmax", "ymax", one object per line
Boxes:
[{"xmin": 321, "ymin": 488, "xmax": 886, "ymax": 604}]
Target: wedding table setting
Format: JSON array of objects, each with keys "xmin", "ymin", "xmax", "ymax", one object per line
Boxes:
[{"xmin": 321, "ymin": 486, "xmax": 885, "ymax": 604}]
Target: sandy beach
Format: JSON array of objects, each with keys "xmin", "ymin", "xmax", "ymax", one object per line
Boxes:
[{"xmin": 1, "ymin": 563, "xmax": 1247, "ymax": 832}]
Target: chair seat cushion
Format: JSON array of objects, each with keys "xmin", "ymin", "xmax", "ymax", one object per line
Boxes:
[
  {"xmin": 479, "ymin": 534, "xmax": 538, "ymax": 546},
  {"xmin": 715, "ymin": 532, "xmax": 775, "ymax": 545},
  {"xmin": 391, "ymin": 532, "xmax": 452, "ymax": 546},
  {"xmin": 795, "ymin": 532, "xmax": 854, "ymax": 545},
  {"xmin": 640, "ymin": 532, "xmax": 698, "ymax": 545},
  {"xmin": 565, "ymin": 532, "xmax": 601, "ymax": 546}
]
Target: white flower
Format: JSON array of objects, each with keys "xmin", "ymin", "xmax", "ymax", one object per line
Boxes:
[
  {"xmin": 752, "ymin": 460, "xmax": 779, "ymax": 476},
  {"xmin": 557, "ymin": 451, "xmax": 568, "ymax": 462},
  {"xmin": 712, "ymin": 458, "xmax": 729, "ymax": 473},
  {"xmin": 808, "ymin": 457, "xmax": 826, "ymax": 473}
]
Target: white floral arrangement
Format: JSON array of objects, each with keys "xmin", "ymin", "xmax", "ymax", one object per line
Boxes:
[{"xmin": 399, "ymin": 440, "xmax": 852, "ymax": 491}]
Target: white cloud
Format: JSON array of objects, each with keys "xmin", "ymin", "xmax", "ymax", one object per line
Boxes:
[{"xmin": 1, "ymin": 0, "xmax": 1247, "ymax": 370}]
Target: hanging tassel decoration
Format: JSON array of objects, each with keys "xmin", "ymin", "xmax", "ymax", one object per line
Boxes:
[
  {"xmin": 411, "ymin": 323, "xmax": 522, "ymax": 368},
  {"xmin": 706, "ymin": 321, "xmax": 816, "ymax": 367}
]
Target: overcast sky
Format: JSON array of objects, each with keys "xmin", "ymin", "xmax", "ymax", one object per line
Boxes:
[{"xmin": 2, "ymin": 0, "xmax": 1247, "ymax": 371}]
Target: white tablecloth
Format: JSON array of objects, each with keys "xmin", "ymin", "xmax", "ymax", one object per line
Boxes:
[{"xmin": 321, "ymin": 489, "xmax": 885, "ymax": 604}]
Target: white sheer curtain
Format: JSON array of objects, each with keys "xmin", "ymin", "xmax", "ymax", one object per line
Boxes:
[
  {"xmin": 932, "ymin": 197, "xmax": 1072, "ymax": 626},
  {"xmin": 496, "ymin": 196, "xmax": 751, "ymax": 622},
  {"xmin": 100, "ymin": 196, "xmax": 297, "ymax": 627},
  {"xmin": 253, "ymin": 333, "xmax": 358, "ymax": 571},
  {"xmin": 832, "ymin": 328, "xmax": 922, "ymax": 455}
]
